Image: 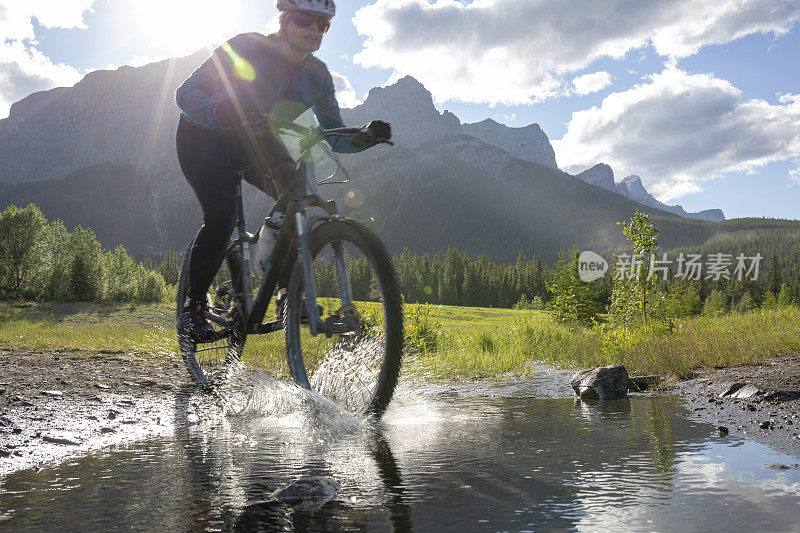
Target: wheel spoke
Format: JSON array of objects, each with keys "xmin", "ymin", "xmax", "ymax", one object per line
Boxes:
[
  {"xmin": 284, "ymin": 220, "xmax": 402, "ymax": 417},
  {"xmin": 177, "ymin": 246, "xmax": 247, "ymax": 386}
]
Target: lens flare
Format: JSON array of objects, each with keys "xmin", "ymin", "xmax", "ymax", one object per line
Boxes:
[
  {"xmin": 344, "ymin": 187, "xmax": 365, "ymax": 208},
  {"xmin": 221, "ymin": 42, "xmax": 256, "ymax": 82}
]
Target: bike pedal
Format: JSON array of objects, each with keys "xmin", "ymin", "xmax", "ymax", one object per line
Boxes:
[{"xmin": 300, "ymin": 304, "xmax": 324, "ymax": 324}]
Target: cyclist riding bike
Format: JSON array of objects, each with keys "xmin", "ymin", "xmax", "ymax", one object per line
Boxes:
[{"xmin": 175, "ymin": 0, "xmax": 391, "ymax": 343}]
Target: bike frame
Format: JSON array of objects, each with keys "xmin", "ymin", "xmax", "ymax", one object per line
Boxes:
[{"xmin": 215, "ymin": 158, "xmax": 353, "ymax": 339}]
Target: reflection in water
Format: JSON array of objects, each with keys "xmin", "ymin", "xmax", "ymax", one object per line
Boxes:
[{"xmin": 2, "ymin": 377, "xmax": 800, "ymax": 531}]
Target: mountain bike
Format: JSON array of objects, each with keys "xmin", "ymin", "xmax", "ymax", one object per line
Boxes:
[{"xmin": 176, "ymin": 115, "xmax": 403, "ymax": 418}]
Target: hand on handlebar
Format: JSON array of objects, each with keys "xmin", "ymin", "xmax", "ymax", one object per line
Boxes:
[
  {"xmin": 348, "ymin": 120, "xmax": 393, "ymax": 148},
  {"xmin": 365, "ymin": 120, "xmax": 391, "ymax": 141}
]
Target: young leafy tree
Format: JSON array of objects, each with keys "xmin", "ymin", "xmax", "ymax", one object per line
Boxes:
[
  {"xmin": 42, "ymin": 219, "xmax": 73, "ymax": 301},
  {"xmin": 737, "ymin": 292, "xmax": 754, "ymax": 313},
  {"xmin": 682, "ymin": 283, "xmax": 703, "ymax": 316},
  {"xmin": 103, "ymin": 245, "xmax": 138, "ymax": 301},
  {"xmin": 134, "ymin": 265, "xmax": 167, "ymax": 302},
  {"xmin": 0, "ymin": 204, "xmax": 48, "ymax": 298},
  {"xmin": 546, "ymin": 248, "xmax": 601, "ymax": 325},
  {"xmin": 606, "ymin": 210, "xmax": 672, "ymax": 329}
]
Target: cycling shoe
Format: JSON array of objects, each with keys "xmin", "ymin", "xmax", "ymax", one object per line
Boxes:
[{"xmin": 179, "ymin": 300, "xmax": 223, "ymax": 343}]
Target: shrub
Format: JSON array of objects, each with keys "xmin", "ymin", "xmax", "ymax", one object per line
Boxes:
[
  {"xmin": 137, "ymin": 270, "xmax": 167, "ymax": 302},
  {"xmin": 406, "ymin": 304, "xmax": 442, "ymax": 354},
  {"xmin": 737, "ymin": 292, "xmax": 754, "ymax": 313},
  {"xmin": 703, "ymin": 290, "xmax": 727, "ymax": 316},
  {"xmin": 514, "ymin": 293, "xmax": 532, "ymax": 310}
]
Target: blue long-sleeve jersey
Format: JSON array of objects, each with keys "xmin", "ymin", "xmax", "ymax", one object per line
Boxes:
[{"xmin": 176, "ymin": 32, "xmax": 367, "ymax": 154}]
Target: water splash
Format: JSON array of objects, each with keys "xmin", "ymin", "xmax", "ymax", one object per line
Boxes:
[
  {"xmin": 309, "ymin": 334, "xmax": 386, "ymax": 414},
  {"xmin": 211, "ymin": 363, "xmax": 371, "ymax": 444}
]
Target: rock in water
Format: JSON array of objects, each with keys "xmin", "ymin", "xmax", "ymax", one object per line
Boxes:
[
  {"xmin": 730, "ymin": 384, "xmax": 764, "ymax": 399},
  {"xmin": 272, "ymin": 476, "xmax": 340, "ymax": 507},
  {"xmin": 571, "ymin": 365, "xmax": 630, "ymax": 400},
  {"xmin": 720, "ymin": 383, "xmax": 746, "ymax": 397}
]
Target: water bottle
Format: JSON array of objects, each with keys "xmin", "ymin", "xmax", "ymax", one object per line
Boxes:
[{"xmin": 249, "ymin": 222, "xmax": 277, "ymax": 280}]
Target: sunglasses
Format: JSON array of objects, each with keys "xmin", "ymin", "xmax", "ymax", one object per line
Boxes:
[{"xmin": 290, "ymin": 11, "xmax": 331, "ymax": 33}]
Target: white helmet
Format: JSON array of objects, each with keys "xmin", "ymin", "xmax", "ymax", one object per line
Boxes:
[{"xmin": 277, "ymin": 0, "xmax": 335, "ymax": 17}]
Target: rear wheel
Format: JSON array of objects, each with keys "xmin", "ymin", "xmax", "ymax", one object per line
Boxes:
[
  {"xmin": 177, "ymin": 245, "xmax": 248, "ymax": 386},
  {"xmin": 284, "ymin": 219, "xmax": 403, "ymax": 418}
]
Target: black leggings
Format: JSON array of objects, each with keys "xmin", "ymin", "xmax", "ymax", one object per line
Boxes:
[{"xmin": 176, "ymin": 116, "xmax": 294, "ymax": 302}]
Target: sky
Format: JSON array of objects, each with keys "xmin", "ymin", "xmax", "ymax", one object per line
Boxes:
[{"xmin": 1, "ymin": 0, "xmax": 798, "ymax": 220}]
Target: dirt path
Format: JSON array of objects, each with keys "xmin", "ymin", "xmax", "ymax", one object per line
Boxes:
[{"xmin": 0, "ymin": 349, "xmax": 189, "ymax": 477}]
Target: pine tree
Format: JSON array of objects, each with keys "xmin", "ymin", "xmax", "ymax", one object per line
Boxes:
[
  {"xmin": 778, "ymin": 283, "xmax": 793, "ymax": 306},
  {"xmin": 67, "ymin": 226, "xmax": 103, "ymax": 301},
  {"xmin": 769, "ymin": 254, "xmax": 781, "ymax": 296},
  {"xmin": 158, "ymin": 244, "xmax": 180, "ymax": 285},
  {"xmin": 703, "ymin": 290, "xmax": 727, "ymax": 316}
]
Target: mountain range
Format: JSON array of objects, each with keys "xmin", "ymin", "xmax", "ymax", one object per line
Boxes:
[
  {"xmin": 0, "ymin": 48, "xmax": 731, "ymax": 262},
  {"xmin": 576, "ymin": 164, "xmax": 724, "ymax": 222}
]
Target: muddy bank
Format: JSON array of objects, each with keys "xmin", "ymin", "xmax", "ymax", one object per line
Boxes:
[
  {"xmin": 0, "ymin": 349, "xmax": 189, "ymax": 477},
  {"xmin": 665, "ymin": 353, "xmax": 800, "ymax": 459},
  {"xmin": 3, "ymin": 348, "xmax": 800, "ymax": 477}
]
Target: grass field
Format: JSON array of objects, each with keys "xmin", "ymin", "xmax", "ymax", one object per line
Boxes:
[{"xmin": 1, "ymin": 300, "xmax": 798, "ymax": 380}]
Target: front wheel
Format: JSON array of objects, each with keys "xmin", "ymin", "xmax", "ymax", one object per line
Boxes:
[
  {"xmin": 284, "ymin": 219, "xmax": 403, "ymax": 418},
  {"xmin": 176, "ymin": 245, "xmax": 247, "ymax": 386}
]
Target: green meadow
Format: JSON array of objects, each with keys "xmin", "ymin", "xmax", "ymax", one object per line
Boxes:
[{"xmin": 1, "ymin": 301, "xmax": 798, "ymax": 380}]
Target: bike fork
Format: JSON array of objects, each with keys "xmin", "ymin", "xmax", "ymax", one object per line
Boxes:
[
  {"xmin": 333, "ymin": 241, "xmax": 354, "ymax": 306},
  {"xmin": 296, "ymin": 210, "xmax": 325, "ymax": 335},
  {"xmin": 235, "ymin": 179, "xmax": 253, "ymax": 319}
]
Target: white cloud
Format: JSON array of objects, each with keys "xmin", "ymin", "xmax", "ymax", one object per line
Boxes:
[
  {"xmin": 553, "ymin": 66, "xmax": 800, "ymax": 202},
  {"xmin": 353, "ymin": 0, "xmax": 800, "ymax": 105},
  {"xmin": 0, "ymin": 0, "xmax": 95, "ymax": 118},
  {"xmin": 571, "ymin": 72, "xmax": 612, "ymax": 96},
  {"xmin": 330, "ymin": 70, "xmax": 361, "ymax": 109},
  {"xmin": 790, "ymin": 160, "xmax": 800, "ymax": 186},
  {"xmin": 0, "ymin": 0, "xmax": 92, "ymax": 41}
]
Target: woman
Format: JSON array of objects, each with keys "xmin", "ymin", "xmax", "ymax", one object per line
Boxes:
[{"xmin": 175, "ymin": 0, "xmax": 390, "ymax": 342}]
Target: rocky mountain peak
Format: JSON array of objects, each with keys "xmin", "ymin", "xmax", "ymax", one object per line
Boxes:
[
  {"xmin": 359, "ymin": 75, "xmax": 437, "ymax": 113},
  {"xmin": 613, "ymin": 174, "xmax": 725, "ymax": 221},
  {"xmin": 617, "ymin": 175, "xmax": 650, "ymax": 201},
  {"xmin": 577, "ymin": 163, "xmax": 616, "ymax": 191},
  {"xmin": 462, "ymin": 118, "xmax": 557, "ymax": 169},
  {"xmin": 342, "ymin": 75, "xmax": 461, "ymax": 147}
]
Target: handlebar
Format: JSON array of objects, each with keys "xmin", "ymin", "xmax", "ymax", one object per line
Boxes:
[{"xmin": 267, "ymin": 118, "xmax": 394, "ymax": 146}]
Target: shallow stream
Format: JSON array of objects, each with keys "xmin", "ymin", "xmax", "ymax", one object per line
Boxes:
[{"xmin": 2, "ymin": 366, "xmax": 800, "ymax": 531}]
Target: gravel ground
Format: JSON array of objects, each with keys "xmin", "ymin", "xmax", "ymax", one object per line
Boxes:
[
  {"xmin": 664, "ymin": 353, "xmax": 800, "ymax": 459},
  {"xmin": 0, "ymin": 349, "xmax": 189, "ymax": 477}
]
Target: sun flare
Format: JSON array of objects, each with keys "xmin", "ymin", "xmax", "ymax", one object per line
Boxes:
[{"xmin": 124, "ymin": 0, "xmax": 255, "ymax": 58}]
